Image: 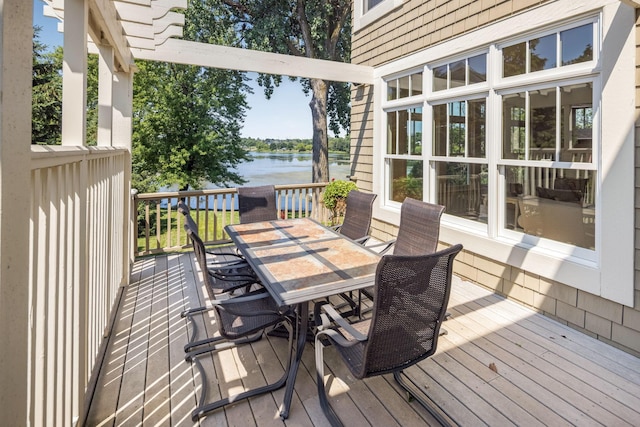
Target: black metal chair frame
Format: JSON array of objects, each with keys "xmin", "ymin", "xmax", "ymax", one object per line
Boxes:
[
  {"xmin": 181, "ymin": 223, "xmax": 295, "ymax": 421},
  {"xmin": 237, "ymin": 184, "xmax": 278, "ymax": 224},
  {"xmin": 314, "ymin": 244, "xmax": 463, "ymax": 427}
]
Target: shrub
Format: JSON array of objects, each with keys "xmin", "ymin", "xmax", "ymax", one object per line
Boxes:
[{"xmin": 322, "ymin": 179, "xmax": 357, "ymax": 224}]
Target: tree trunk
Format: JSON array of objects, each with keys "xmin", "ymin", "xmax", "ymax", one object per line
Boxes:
[{"xmin": 309, "ymin": 78, "xmax": 329, "ymax": 183}]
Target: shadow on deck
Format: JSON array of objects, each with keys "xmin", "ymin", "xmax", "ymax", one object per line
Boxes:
[{"xmin": 85, "ymin": 252, "xmax": 640, "ymax": 426}]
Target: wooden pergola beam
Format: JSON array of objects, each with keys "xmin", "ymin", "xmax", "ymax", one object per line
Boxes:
[{"xmin": 131, "ymin": 39, "xmax": 375, "ymax": 85}]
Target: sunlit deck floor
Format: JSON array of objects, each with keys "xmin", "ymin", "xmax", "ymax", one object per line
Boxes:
[{"xmin": 85, "ymin": 251, "xmax": 640, "ymax": 426}]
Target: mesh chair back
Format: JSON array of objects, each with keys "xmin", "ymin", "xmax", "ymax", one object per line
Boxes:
[
  {"xmin": 357, "ymin": 244, "xmax": 461, "ymax": 377},
  {"xmin": 338, "ymin": 191, "xmax": 377, "ymax": 241},
  {"xmin": 237, "ymin": 185, "xmax": 278, "ymax": 224},
  {"xmin": 394, "ymin": 198, "xmax": 445, "ymax": 256}
]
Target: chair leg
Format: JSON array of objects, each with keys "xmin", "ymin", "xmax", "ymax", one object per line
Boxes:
[
  {"xmin": 393, "ymin": 370, "xmax": 456, "ymax": 427},
  {"xmin": 315, "ymin": 338, "xmax": 344, "ymax": 427},
  {"xmin": 184, "ymin": 331, "xmax": 263, "ymax": 360},
  {"xmin": 190, "ymin": 320, "xmax": 295, "ymax": 422}
]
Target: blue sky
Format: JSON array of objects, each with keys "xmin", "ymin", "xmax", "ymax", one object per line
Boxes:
[{"xmin": 32, "ymin": 0, "xmax": 314, "ymax": 139}]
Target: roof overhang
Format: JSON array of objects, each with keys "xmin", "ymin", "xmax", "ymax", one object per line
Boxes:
[
  {"xmin": 619, "ymin": 0, "xmax": 640, "ymax": 7},
  {"xmin": 42, "ymin": 0, "xmax": 186, "ymax": 73}
]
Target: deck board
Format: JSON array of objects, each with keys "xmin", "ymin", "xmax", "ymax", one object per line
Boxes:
[{"xmin": 85, "ymin": 252, "xmax": 640, "ymax": 426}]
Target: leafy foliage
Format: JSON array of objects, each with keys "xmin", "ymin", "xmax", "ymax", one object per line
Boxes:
[
  {"xmin": 322, "ymin": 179, "xmax": 357, "ymax": 211},
  {"xmin": 32, "ymin": 27, "xmax": 62, "ymax": 145},
  {"xmin": 222, "ymin": 0, "xmax": 352, "ymax": 182},
  {"xmin": 132, "ymin": 0, "xmax": 251, "ymax": 192}
]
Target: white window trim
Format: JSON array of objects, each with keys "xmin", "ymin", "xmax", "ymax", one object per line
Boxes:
[
  {"xmin": 354, "ymin": 0, "xmax": 404, "ymax": 32},
  {"xmin": 371, "ymin": 0, "xmax": 635, "ymax": 306}
]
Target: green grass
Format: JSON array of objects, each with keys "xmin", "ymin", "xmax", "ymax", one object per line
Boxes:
[{"xmin": 137, "ymin": 208, "xmax": 239, "ymax": 254}]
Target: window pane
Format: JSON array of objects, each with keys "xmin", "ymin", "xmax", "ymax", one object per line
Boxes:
[
  {"xmin": 365, "ymin": 0, "xmax": 384, "ymax": 13},
  {"xmin": 409, "ymin": 107, "xmax": 422, "ymax": 155},
  {"xmin": 387, "ymin": 79, "xmax": 398, "ymax": 100},
  {"xmin": 560, "ymin": 83, "xmax": 593, "ymax": 162},
  {"xmin": 433, "ymin": 65, "xmax": 448, "ymax": 91},
  {"xmin": 529, "ymin": 89, "xmax": 556, "ymax": 160},
  {"xmin": 530, "ymin": 34, "xmax": 556, "ymax": 72},
  {"xmin": 398, "ymin": 109, "xmax": 409, "ymax": 154},
  {"xmin": 502, "ymin": 93, "xmax": 526, "ymax": 159},
  {"xmin": 468, "ymin": 54, "xmax": 487, "ymax": 84},
  {"xmin": 411, "ymin": 72, "xmax": 423, "ymax": 96},
  {"xmin": 503, "ymin": 42, "xmax": 526, "ymax": 77},
  {"xmin": 468, "ymin": 99, "xmax": 486, "ymax": 158},
  {"xmin": 505, "ymin": 166, "xmax": 595, "ymax": 249},
  {"xmin": 449, "ymin": 101, "xmax": 465, "ymax": 156},
  {"xmin": 450, "ymin": 59, "xmax": 466, "ymax": 88},
  {"xmin": 561, "ymin": 24, "xmax": 593, "ymax": 65},
  {"xmin": 433, "ymin": 104, "xmax": 447, "ymax": 156},
  {"xmin": 387, "ymin": 111, "xmax": 397, "ymax": 154},
  {"xmin": 390, "ymin": 159, "xmax": 423, "ymax": 202},
  {"xmin": 435, "ymin": 162, "xmax": 488, "ymax": 222},
  {"xmin": 398, "ymin": 75, "xmax": 410, "ymax": 98}
]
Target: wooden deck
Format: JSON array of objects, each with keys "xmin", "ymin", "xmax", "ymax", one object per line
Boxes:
[{"xmin": 85, "ymin": 252, "xmax": 640, "ymax": 426}]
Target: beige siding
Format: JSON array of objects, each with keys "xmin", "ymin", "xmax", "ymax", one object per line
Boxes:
[{"xmin": 354, "ymin": 3, "xmax": 640, "ymax": 357}]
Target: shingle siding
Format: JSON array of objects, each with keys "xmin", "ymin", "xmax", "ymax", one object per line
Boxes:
[{"xmin": 352, "ymin": 3, "xmax": 640, "ymax": 356}]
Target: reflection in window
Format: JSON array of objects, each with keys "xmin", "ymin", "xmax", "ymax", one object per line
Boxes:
[
  {"xmin": 390, "ymin": 159, "xmax": 423, "ymax": 202},
  {"xmin": 433, "ymin": 54, "xmax": 487, "ymax": 91},
  {"xmin": 434, "ymin": 100, "xmax": 486, "ymax": 158},
  {"xmin": 503, "ymin": 42, "xmax": 526, "ymax": 77},
  {"xmin": 387, "ymin": 79, "xmax": 398, "ymax": 101},
  {"xmin": 387, "ymin": 72, "xmax": 423, "ymax": 100},
  {"xmin": 449, "ymin": 102, "xmax": 465, "ymax": 156},
  {"xmin": 502, "ymin": 93, "xmax": 526, "ymax": 159},
  {"xmin": 450, "ymin": 60, "xmax": 466, "ymax": 88},
  {"xmin": 435, "ymin": 162, "xmax": 488, "ymax": 223},
  {"xmin": 561, "ymin": 83, "xmax": 593, "ymax": 162},
  {"xmin": 530, "ymin": 34, "xmax": 556, "ymax": 72},
  {"xmin": 503, "ymin": 23, "xmax": 593, "ymax": 77},
  {"xmin": 505, "ymin": 166, "xmax": 595, "ymax": 249},
  {"xmin": 468, "ymin": 99, "xmax": 486, "ymax": 158},
  {"xmin": 530, "ymin": 89, "xmax": 556, "ymax": 160},
  {"xmin": 364, "ymin": 0, "xmax": 384, "ymax": 13},
  {"xmin": 468, "ymin": 54, "xmax": 487, "ymax": 84},
  {"xmin": 561, "ymin": 24, "xmax": 593, "ymax": 65},
  {"xmin": 433, "ymin": 65, "xmax": 448, "ymax": 91},
  {"xmin": 387, "ymin": 108, "xmax": 422, "ymax": 155}
]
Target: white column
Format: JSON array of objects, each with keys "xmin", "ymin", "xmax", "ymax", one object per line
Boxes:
[
  {"xmin": 0, "ymin": 1, "xmax": 33, "ymax": 425},
  {"xmin": 61, "ymin": 0, "xmax": 88, "ymax": 146},
  {"xmin": 113, "ymin": 71, "xmax": 134, "ymax": 274},
  {"xmin": 97, "ymin": 45, "xmax": 114, "ymax": 146}
]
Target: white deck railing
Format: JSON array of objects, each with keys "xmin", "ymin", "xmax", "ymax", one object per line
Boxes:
[
  {"xmin": 134, "ymin": 183, "xmax": 332, "ymax": 256},
  {"xmin": 29, "ymin": 146, "xmax": 130, "ymax": 426}
]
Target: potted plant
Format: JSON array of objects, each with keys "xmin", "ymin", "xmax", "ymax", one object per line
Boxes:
[{"xmin": 322, "ymin": 179, "xmax": 357, "ymax": 225}]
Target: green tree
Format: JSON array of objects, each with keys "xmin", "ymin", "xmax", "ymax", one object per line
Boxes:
[
  {"xmin": 132, "ymin": 0, "xmax": 251, "ymax": 192},
  {"xmin": 32, "ymin": 27, "xmax": 62, "ymax": 145},
  {"xmin": 222, "ymin": 0, "xmax": 352, "ymax": 183}
]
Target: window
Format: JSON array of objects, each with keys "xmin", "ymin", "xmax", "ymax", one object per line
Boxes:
[
  {"xmin": 354, "ymin": 0, "xmax": 404, "ymax": 31},
  {"xmin": 386, "ymin": 107, "xmax": 422, "ymax": 202},
  {"xmin": 376, "ymin": 7, "xmax": 636, "ymax": 305},
  {"xmin": 433, "ymin": 54, "xmax": 487, "ymax": 91},
  {"xmin": 387, "ymin": 71, "xmax": 423, "ymax": 100},
  {"xmin": 502, "ymin": 23, "xmax": 593, "ymax": 77}
]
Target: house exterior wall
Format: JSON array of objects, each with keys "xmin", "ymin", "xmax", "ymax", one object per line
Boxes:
[{"xmin": 350, "ymin": 0, "xmax": 640, "ymax": 356}]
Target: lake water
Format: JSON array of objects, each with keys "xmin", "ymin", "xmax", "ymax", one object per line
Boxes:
[
  {"xmin": 207, "ymin": 151, "xmax": 351, "ymax": 188},
  {"xmin": 172, "ymin": 151, "xmax": 351, "ymax": 211}
]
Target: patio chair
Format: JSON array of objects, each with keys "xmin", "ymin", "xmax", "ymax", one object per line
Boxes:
[
  {"xmin": 361, "ymin": 198, "xmax": 445, "ymax": 308},
  {"xmin": 331, "ymin": 190, "xmax": 377, "ymax": 244},
  {"xmin": 329, "ymin": 190, "xmax": 377, "ymax": 314},
  {"xmin": 237, "ymin": 184, "xmax": 278, "ymax": 223},
  {"xmin": 182, "ymin": 225, "xmax": 295, "ymax": 421},
  {"xmin": 374, "ymin": 197, "xmax": 445, "ymax": 256},
  {"xmin": 314, "ymin": 244, "xmax": 463, "ymax": 427}
]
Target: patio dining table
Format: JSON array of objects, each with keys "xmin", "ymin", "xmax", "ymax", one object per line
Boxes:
[{"xmin": 225, "ymin": 217, "xmax": 381, "ymax": 419}]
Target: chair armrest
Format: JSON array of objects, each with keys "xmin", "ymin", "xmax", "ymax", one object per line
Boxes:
[
  {"xmin": 314, "ymin": 302, "xmax": 367, "ymax": 342},
  {"xmin": 366, "ymin": 239, "xmax": 396, "ymax": 255},
  {"xmin": 352, "ymin": 235, "xmax": 371, "ymax": 245},
  {"xmin": 328, "ymin": 224, "xmax": 342, "ymax": 233}
]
